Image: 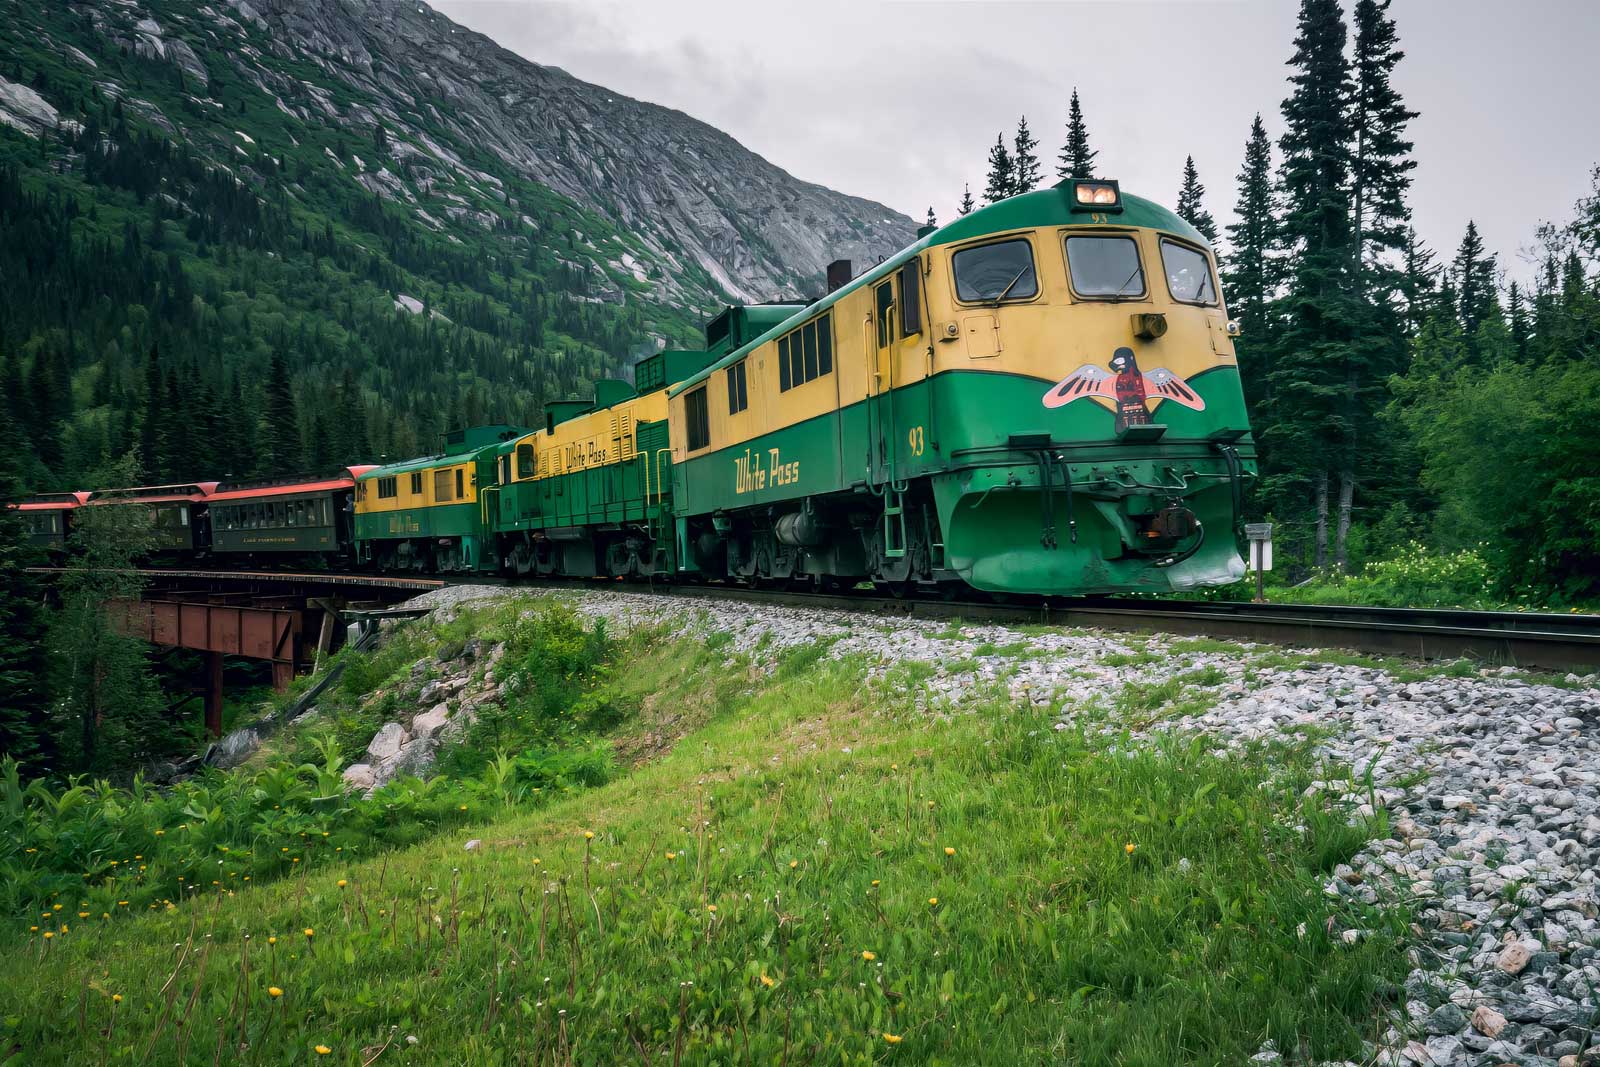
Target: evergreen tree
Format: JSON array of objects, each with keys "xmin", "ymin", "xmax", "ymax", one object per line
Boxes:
[
  {"xmin": 1012, "ymin": 116, "xmax": 1042, "ymax": 194},
  {"xmin": 1222, "ymin": 115, "xmax": 1279, "ymax": 418},
  {"xmin": 982, "ymin": 134, "xmax": 1015, "ymax": 204},
  {"xmin": 1057, "ymin": 88, "xmax": 1097, "ymax": 180},
  {"xmin": 957, "ymin": 183, "xmax": 975, "ymax": 216},
  {"xmin": 1400, "ymin": 226, "xmax": 1440, "ymax": 336},
  {"xmin": 925, "ymin": 206, "xmax": 937, "ymax": 229},
  {"xmin": 1451, "ymin": 220, "xmax": 1499, "ymax": 343},
  {"xmin": 1270, "ymin": 0, "xmax": 1360, "ymax": 569},
  {"xmin": 1350, "ymin": 0, "xmax": 1417, "ymax": 270},
  {"xmin": 1175, "ymin": 155, "xmax": 1219, "ymax": 243},
  {"xmin": 0, "ymin": 401, "xmax": 50, "ymax": 770},
  {"xmin": 334, "ymin": 367, "xmax": 371, "ymax": 465},
  {"xmin": 262, "ymin": 352, "xmax": 302, "ymax": 472},
  {"xmin": 139, "ymin": 345, "xmax": 163, "ymax": 482},
  {"xmin": 1507, "ymin": 281, "xmax": 1529, "ymax": 361}
]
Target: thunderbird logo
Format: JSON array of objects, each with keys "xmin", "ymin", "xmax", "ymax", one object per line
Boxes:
[{"xmin": 1043, "ymin": 346, "xmax": 1204, "ymax": 432}]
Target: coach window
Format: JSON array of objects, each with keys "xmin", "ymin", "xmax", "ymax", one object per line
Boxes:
[
  {"xmin": 952, "ymin": 239, "xmax": 1038, "ymax": 303},
  {"xmin": 685, "ymin": 386, "xmax": 710, "ymax": 451},
  {"xmin": 517, "ymin": 443, "xmax": 536, "ymax": 478},
  {"xmin": 410, "ymin": 472, "xmax": 423, "ymax": 495},
  {"xmin": 1065, "ymin": 235, "xmax": 1146, "ymax": 299},
  {"xmin": 1159, "ymin": 238, "xmax": 1218, "ymax": 305},
  {"xmin": 455, "ymin": 469, "xmax": 465, "ymax": 499},
  {"xmin": 727, "ymin": 360, "xmax": 748, "ymax": 415}
]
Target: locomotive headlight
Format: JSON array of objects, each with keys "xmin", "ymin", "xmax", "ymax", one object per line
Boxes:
[
  {"xmin": 1071, "ymin": 180, "xmax": 1121, "ymax": 210},
  {"xmin": 1225, "ymin": 319, "xmax": 1242, "ymax": 337}
]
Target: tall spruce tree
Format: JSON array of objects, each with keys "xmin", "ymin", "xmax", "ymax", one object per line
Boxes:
[
  {"xmin": 983, "ymin": 134, "xmax": 1015, "ymax": 204},
  {"xmin": 1350, "ymin": 0, "xmax": 1417, "ymax": 271},
  {"xmin": 1507, "ymin": 281, "xmax": 1529, "ymax": 360},
  {"xmin": 925, "ymin": 206, "xmax": 937, "ymax": 229},
  {"xmin": 1272, "ymin": 0, "xmax": 1360, "ymax": 569},
  {"xmin": 1400, "ymin": 227, "xmax": 1440, "ymax": 337},
  {"xmin": 0, "ymin": 401, "xmax": 50, "ymax": 770},
  {"xmin": 957, "ymin": 183, "xmax": 975, "ymax": 216},
  {"xmin": 1012, "ymin": 116, "xmax": 1042, "ymax": 194},
  {"xmin": 1452, "ymin": 220, "xmax": 1499, "ymax": 346},
  {"xmin": 1057, "ymin": 88, "xmax": 1097, "ymax": 179},
  {"xmin": 1175, "ymin": 155, "xmax": 1220, "ymax": 243},
  {"xmin": 139, "ymin": 344, "xmax": 163, "ymax": 481},
  {"xmin": 1222, "ymin": 115, "xmax": 1279, "ymax": 418},
  {"xmin": 262, "ymin": 352, "xmax": 302, "ymax": 472}
]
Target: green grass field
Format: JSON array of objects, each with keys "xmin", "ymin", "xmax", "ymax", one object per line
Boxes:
[{"xmin": 1, "ymin": 614, "xmax": 1406, "ymax": 1065}]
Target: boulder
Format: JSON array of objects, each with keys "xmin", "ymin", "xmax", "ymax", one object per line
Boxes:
[
  {"xmin": 411, "ymin": 703, "xmax": 451, "ymax": 739},
  {"xmin": 365, "ymin": 722, "xmax": 408, "ymax": 763},
  {"xmin": 209, "ymin": 727, "xmax": 261, "ymax": 770},
  {"xmin": 372, "ymin": 737, "xmax": 437, "ymax": 789},
  {"xmin": 342, "ymin": 763, "xmax": 376, "ymax": 792}
]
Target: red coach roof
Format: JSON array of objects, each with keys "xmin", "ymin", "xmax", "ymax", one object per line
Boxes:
[
  {"xmin": 88, "ymin": 483, "xmax": 219, "ymax": 505},
  {"xmin": 13, "ymin": 492, "xmax": 91, "ymax": 511},
  {"xmin": 208, "ymin": 477, "xmax": 360, "ymax": 503}
]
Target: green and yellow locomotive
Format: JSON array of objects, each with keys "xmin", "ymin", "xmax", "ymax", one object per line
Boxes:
[
  {"xmin": 353, "ymin": 427, "xmax": 526, "ymax": 573},
  {"xmin": 664, "ymin": 177, "xmax": 1254, "ymax": 595}
]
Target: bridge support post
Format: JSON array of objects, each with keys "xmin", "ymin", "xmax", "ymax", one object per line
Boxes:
[{"xmin": 205, "ymin": 651, "xmax": 224, "ymax": 739}]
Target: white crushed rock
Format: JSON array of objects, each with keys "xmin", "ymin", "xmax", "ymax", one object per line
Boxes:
[{"xmin": 400, "ymin": 584, "xmax": 1600, "ymax": 1067}]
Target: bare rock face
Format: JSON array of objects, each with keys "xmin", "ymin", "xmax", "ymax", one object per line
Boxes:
[
  {"xmin": 365, "ymin": 722, "xmax": 408, "ymax": 763},
  {"xmin": 0, "ymin": 77, "xmax": 60, "ymax": 136},
  {"xmin": 51, "ymin": 0, "xmax": 915, "ymax": 309}
]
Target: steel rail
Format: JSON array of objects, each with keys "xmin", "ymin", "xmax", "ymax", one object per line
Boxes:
[{"xmin": 28, "ymin": 568, "xmax": 1600, "ymax": 672}]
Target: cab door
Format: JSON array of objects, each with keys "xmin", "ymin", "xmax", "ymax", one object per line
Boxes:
[{"xmin": 869, "ymin": 278, "xmax": 897, "ymax": 487}]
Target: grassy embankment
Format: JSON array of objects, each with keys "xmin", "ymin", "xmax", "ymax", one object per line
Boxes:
[{"xmin": 2, "ymin": 600, "xmax": 1407, "ymax": 1065}]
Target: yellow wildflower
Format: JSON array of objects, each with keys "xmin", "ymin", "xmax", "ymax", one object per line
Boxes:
[
  {"xmin": 759, "ymin": 973, "xmax": 775, "ymax": 988},
  {"xmin": 928, "ymin": 897, "xmax": 939, "ymax": 906},
  {"xmin": 943, "ymin": 847, "xmax": 955, "ymax": 857},
  {"xmin": 883, "ymin": 1033, "xmax": 903, "ymax": 1044},
  {"xmin": 268, "ymin": 987, "xmax": 283, "ymax": 998},
  {"xmin": 1125, "ymin": 842, "xmax": 1136, "ymax": 855},
  {"xmin": 304, "ymin": 928, "xmax": 314, "ymax": 938},
  {"xmin": 861, "ymin": 950, "xmax": 876, "ymax": 961},
  {"xmin": 337, "ymin": 880, "xmax": 347, "ymax": 888},
  {"xmin": 583, "ymin": 831, "xmax": 594, "ymax": 840},
  {"xmin": 315, "ymin": 1046, "xmax": 331, "ymax": 1055},
  {"xmin": 789, "ymin": 860, "xmax": 799, "ymax": 869},
  {"xmin": 112, "ymin": 994, "xmax": 122, "ymax": 1003}
]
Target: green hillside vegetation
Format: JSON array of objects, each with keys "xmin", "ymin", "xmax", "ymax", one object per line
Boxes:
[
  {"xmin": 0, "ymin": 4, "xmax": 708, "ymax": 491},
  {"xmin": 1, "ymin": 601, "xmax": 1407, "ymax": 1064}
]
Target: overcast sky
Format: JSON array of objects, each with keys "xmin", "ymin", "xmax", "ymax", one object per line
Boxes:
[{"xmin": 434, "ymin": 0, "xmax": 1599, "ymax": 282}]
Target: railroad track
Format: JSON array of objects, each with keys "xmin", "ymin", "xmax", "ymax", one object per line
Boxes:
[
  {"xmin": 33, "ymin": 567, "xmax": 1600, "ymax": 673},
  {"xmin": 625, "ymin": 584, "xmax": 1600, "ymax": 674}
]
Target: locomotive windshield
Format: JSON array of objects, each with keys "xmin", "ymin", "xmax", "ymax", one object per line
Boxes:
[
  {"xmin": 1160, "ymin": 239, "xmax": 1217, "ymax": 304},
  {"xmin": 953, "ymin": 239, "xmax": 1038, "ymax": 303},
  {"xmin": 1065, "ymin": 235, "xmax": 1145, "ymax": 299}
]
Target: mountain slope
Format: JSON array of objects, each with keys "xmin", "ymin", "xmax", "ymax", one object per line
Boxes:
[{"xmin": 0, "ymin": 0, "xmax": 916, "ymax": 488}]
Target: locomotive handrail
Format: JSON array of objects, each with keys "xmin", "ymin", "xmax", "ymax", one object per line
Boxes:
[{"xmin": 653, "ymin": 448, "xmax": 671, "ymax": 508}]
